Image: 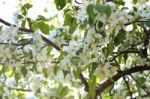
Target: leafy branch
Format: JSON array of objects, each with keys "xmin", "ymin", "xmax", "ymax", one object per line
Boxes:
[{"xmin": 0, "ymin": 18, "xmax": 62, "ymax": 51}]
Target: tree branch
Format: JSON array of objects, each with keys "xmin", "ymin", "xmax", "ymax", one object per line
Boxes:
[
  {"xmin": 125, "ymin": 20, "xmax": 147, "ymax": 26},
  {"xmin": 10, "ymin": 88, "xmax": 32, "ymax": 92},
  {"xmin": 80, "ymin": 73, "xmax": 89, "ymax": 91},
  {"xmin": 95, "ymin": 65, "xmax": 150, "ymax": 97},
  {"xmin": 111, "ymin": 50, "xmax": 139, "ymax": 62},
  {"xmin": 0, "ymin": 18, "xmax": 62, "ymax": 51}
]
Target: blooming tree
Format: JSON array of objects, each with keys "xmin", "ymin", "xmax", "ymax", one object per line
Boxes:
[{"xmin": 0, "ymin": 0, "xmax": 150, "ymax": 98}]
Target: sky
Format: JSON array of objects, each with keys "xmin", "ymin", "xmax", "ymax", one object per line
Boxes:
[{"xmin": 0, "ymin": 0, "xmax": 57, "ymax": 23}]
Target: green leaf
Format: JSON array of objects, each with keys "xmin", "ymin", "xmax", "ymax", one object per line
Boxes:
[
  {"xmin": 68, "ymin": 25, "xmax": 77, "ymax": 34},
  {"xmin": 88, "ymin": 75, "xmax": 96, "ymax": 98},
  {"xmin": 54, "ymin": 0, "xmax": 66, "ymax": 10},
  {"xmin": 133, "ymin": 0, "xmax": 138, "ymax": 4},
  {"xmin": 0, "ymin": 84, "xmax": 3, "ymax": 92},
  {"xmin": 37, "ymin": 21, "xmax": 49, "ymax": 34},
  {"xmin": 88, "ymin": 17, "xmax": 94, "ymax": 27},
  {"xmin": 32, "ymin": 64, "xmax": 37, "ymax": 72},
  {"xmin": 96, "ymin": 5, "xmax": 111, "ymax": 17},
  {"xmin": 138, "ymin": 77, "xmax": 146, "ymax": 86},
  {"xmin": 114, "ymin": 0, "xmax": 125, "ymax": 5},
  {"xmin": 57, "ymin": 84, "xmax": 63, "ymax": 94},
  {"xmin": 103, "ymin": 5, "xmax": 111, "ymax": 17},
  {"xmin": 24, "ymin": 3, "xmax": 32, "ymax": 10},
  {"xmin": 21, "ymin": 67, "xmax": 27, "ymax": 77},
  {"xmin": 21, "ymin": 20, "xmax": 26, "ymax": 28},
  {"xmin": 73, "ymin": 67, "xmax": 81, "ymax": 78},
  {"xmin": 57, "ymin": 84, "xmax": 69, "ymax": 97},
  {"xmin": 86, "ymin": 4, "xmax": 95, "ymax": 19},
  {"xmin": 21, "ymin": 6, "xmax": 27, "ymax": 15},
  {"xmin": 63, "ymin": 70, "xmax": 69, "ymax": 77},
  {"xmin": 49, "ymin": 25, "xmax": 55, "ymax": 31},
  {"xmin": 15, "ymin": 73, "xmax": 20, "ymax": 83},
  {"xmin": 37, "ymin": 15, "xmax": 47, "ymax": 21},
  {"xmin": 106, "ymin": 42, "xmax": 114, "ymax": 57},
  {"xmin": 64, "ymin": 14, "xmax": 74, "ymax": 26},
  {"xmin": 114, "ymin": 29, "xmax": 126, "ymax": 45},
  {"xmin": 54, "ymin": 66, "xmax": 59, "ymax": 75},
  {"xmin": 89, "ymin": 62, "xmax": 98, "ymax": 77},
  {"xmin": 146, "ymin": 20, "xmax": 150, "ymax": 27},
  {"xmin": 43, "ymin": 68, "xmax": 48, "ymax": 78},
  {"xmin": 17, "ymin": 15, "xmax": 24, "ymax": 19},
  {"xmin": 83, "ymin": 18, "xmax": 88, "ymax": 28},
  {"xmin": 47, "ymin": 46, "xmax": 52, "ymax": 54},
  {"xmin": 70, "ymin": 57, "xmax": 80, "ymax": 66},
  {"xmin": 31, "ymin": 22, "xmax": 38, "ymax": 31},
  {"xmin": 60, "ymin": 86, "xmax": 69, "ymax": 97}
]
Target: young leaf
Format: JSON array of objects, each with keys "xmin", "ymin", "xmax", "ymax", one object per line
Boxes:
[
  {"xmin": 21, "ymin": 6, "xmax": 27, "ymax": 16},
  {"xmin": 68, "ymin": 25, "xmax": 77, "ymax": 34},
  {"xmin": 60, "ymin": 86, "xmax": 69, "ymax": 97},
  {"xmin": 17, "ymin": 15, "xmax": 24, "ymax": 19},
  {"xmin": 64, "ymin": 14, "xmax": 74, "ymax": 26},
  {"xmin": 24, "ymin": 3, "xmax": 32, "ymax": 10},
  {"xmin": 54, "ymin": 0, "xmax": 66, "ymax": 10},
  {"xmin": 103, "ymin": 5, "xmax": 111, "ymax": 17},
  {"xmin": 37, "ymin": 15, "xmax": 47, "ymax": 21},
  {"xmin": 31, "ymin": 22, "xmax": 38, "ymax": 31},
  {"xmin": 21, "ymin": 67, "xmax": 27, "ymax": 77},
  {"xmin": 37, "ymin": 21, "xmax": 49, "ymax": 34},
  {"xmin": 86, "ymin": 4, "xmax": 95, "ymax": 19},
  {"xmin": 70, "ymin": 57, "xmax": 80, "ymax": 66}
]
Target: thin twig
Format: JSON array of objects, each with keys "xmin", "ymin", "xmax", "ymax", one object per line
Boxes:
[
  {"xmin": 75, "ymin": 0, "xmax": 83, "ymax": 4},
  {"xmin": 79, "ymin": 73, "xmax": 89, "ymax": 91},
  {"xmin": 130, "ymin": 74, "xmax": 149, "ymax": 94},
  {"xmin": 9, "ymin": 88, "xmax": 32, "ymax": 92},
  {"xmin": 123, "ymin": 76, "xmax": 132, "ymax": 98}
]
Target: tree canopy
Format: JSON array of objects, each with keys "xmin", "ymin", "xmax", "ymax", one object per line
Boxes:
[{"xmin": 0, "ymin": 0, "xmax": 150, "ymax": 98}]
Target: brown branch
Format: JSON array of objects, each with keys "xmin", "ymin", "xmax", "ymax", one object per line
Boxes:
[
  {"xmin": 141, "ymin": 93, "xmax": 150, "ymax": 98},
  {"xmin": 0, "ymin": 18, "xmax": 62, "ymax": 51},
  {"xmin": 41, "ymin": 36, "xmax": 61, "ymax": 51},
  {"xmin": 95, "ymin": 65, "xmax": 150, "ymax": 97},
  {"xmin": 80, "ymin": 73, "xmax": 89, "ymax": 91},
  {"xmin": 125, "ymin": 20, "xmax": 147, "ymax": 26},
  {"xmin": 111, "ymin": 50, "xmax": 139, "ymax": 62},
  {"xmin": 75, "ymin": 0, "xmax": 83, "ymax": 4},
  {"xmin": 9, "ymin": 88, "xmax": 32, "ymax": 92}
]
